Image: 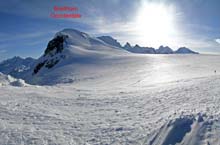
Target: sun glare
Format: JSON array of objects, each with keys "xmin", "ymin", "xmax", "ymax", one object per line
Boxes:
[{"xmin": 134, "ymin": 2, "xmax": 178, "ymax": 47}]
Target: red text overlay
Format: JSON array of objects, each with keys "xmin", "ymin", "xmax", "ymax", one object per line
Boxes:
[{"xmin": 50, "ymin": 6, "xmax": 81, "ymax": 18}]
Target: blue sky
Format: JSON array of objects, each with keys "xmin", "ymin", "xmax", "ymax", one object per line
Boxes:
[{"xmin": 0, "ymin": 0, "xmax": 220, "ymax": 61}]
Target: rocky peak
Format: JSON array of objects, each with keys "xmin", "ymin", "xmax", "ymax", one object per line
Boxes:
[
  {"xmin": 33, "ymin": 35, "xmax": 68, "ymax": 75},
  {"xmin": 124, "ymin": 42, "xmax": 132, "ymax": 50},
  {"xmin": 44, "ymin": 35, "xmax": 68, "ymax": 57}
]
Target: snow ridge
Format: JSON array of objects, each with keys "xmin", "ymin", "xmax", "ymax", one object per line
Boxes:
[{"xmin": 149, "ymin": 114, "xmax": 220, "ymax": 145}]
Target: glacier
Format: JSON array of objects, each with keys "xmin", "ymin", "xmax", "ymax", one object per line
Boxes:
[{"xmin": 0, "ymin": 28, "xmax": 219, "ymax": 145}]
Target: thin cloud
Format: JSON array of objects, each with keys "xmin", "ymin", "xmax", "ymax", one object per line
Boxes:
[
  {"xmin": 0, "ymin": 49, "xmax": 6, "ymax": 53},
  {"xmin": 215, "ymin": 39, "xmax": 220, "ymax": 44},
  {"xmin": 0, "ymin": 31, "xmax": 56, "ymax": 43}
]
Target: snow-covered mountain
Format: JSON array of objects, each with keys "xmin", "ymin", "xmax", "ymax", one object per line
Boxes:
[
  {"xmin": 124, "ymin": 43, "xmax": 156, "ymax": 54},
  {"xmin": 0, "ymin": 28, "xmax": 219, "ymax": 145},
  {"xmin": 26, "ymin": 29, "xmax": 128, "ymax": 85},
  {"xmin": 20, "ymin": 28, "xmax": 199, "ymax": 85},
  {"xmin": 0, "ymin": 56, "xmax": 35, "ymax": 78},
  {"xmin": 156, "ymin": 45, "xmax": 174, "ymax": 54},
  {"xmin": 97, "ymin": 36, "xmax": 122, "ymax": 48},
  {"xmin": 123, "ymin": 42, "xmax": 132, "ymax": 50},
  {"xmin": 123, "ymin": 43, "xmax": 197, "ymax": 54},
  {"xmin": 175, "ymin": 47, "xmax": 199, "ymax": 54},
  {"xmin": 0, "ymin": 29, "xmax": 199, "ymax": 85}
]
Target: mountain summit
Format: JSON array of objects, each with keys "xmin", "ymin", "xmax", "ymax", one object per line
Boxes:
[
  {"xmin": 27, "ymin": 29, "xmax": 127, "ymax": 85},
  {"xmin": 156, "ymin": 46, "xmax": 174, "ymax": 54},
  {"xmin": 175, "ymin": 47, "xmax": 199, "ymax": 54},
  {"xmin": 32, "ymin": 29, "xmax": 127, "ymax": 74}
]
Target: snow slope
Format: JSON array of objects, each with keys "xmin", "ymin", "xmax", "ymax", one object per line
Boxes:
[
  {"xmin": 97, "ymin": 36, "xmax": 122, "ymax": 48},
  {"xmin": 1, "ymin": 70, "xmax": 220, "ymax": 144},
  {"xmin": 149, "ymin": 114, "xmax": 220, "ymax": 145},
  {"xmin": 1, "ymin": 53, "xmax": 220, "ymax": 144}
]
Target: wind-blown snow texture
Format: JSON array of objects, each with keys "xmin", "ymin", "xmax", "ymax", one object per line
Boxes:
[{"xmin": 0, "ymin": 29, "xmax": 219, "ymax": 144}]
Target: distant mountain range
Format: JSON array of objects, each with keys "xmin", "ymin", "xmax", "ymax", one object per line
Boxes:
[
  {"xmin": 99, "ymin": 36, "xmax": 198, "ymax": 54},
  {"xmin": 0, "ymin": 56, "xmax": 35, "ymax": 78},
  {"xmin": 0, "ymin": 28, "xmax": 199, "ymax": 85}
]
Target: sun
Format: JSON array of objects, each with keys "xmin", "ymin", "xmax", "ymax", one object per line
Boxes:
[{"xmin": 134, "ymin": 2, "xmax": 178, "ymax": 47}]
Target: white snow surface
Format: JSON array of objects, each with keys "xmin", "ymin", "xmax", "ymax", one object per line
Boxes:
[
  {"xmin": 1, "ymin": 53, "xmax": 220, "ymax": 144},
  {"xmin": 0, "ymin": 72, "xmax": 27, "ymax": 87}
]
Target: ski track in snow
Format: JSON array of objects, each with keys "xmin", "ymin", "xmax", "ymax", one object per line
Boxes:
[{"xmin": 1, "ymin": 74, "xmax": 220, "ymax": 144}]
